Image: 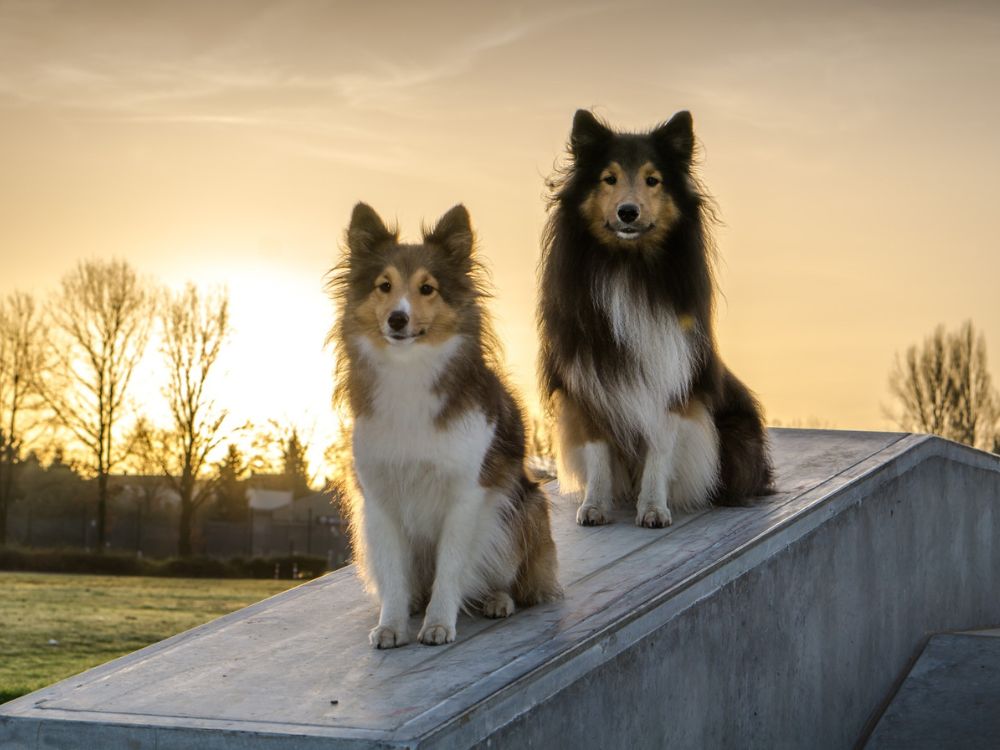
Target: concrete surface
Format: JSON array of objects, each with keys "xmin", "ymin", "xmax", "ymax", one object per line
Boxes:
[
  {"xmin": 1, "ymin": 429, "xmax": 998, "ymax": 749},
  {"xmin": 865, "ymin": 633, "xmax": 1000, "ymax": 750}
]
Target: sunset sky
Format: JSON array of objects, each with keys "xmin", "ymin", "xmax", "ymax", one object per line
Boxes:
[{"xmin": 2, "ymin": 1, "xmax": 999, "ymax": 470}]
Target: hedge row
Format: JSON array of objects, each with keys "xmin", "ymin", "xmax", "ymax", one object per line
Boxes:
[{"xmin": 0, "ymin": 547, "xmax": 333, "ymax": 580}]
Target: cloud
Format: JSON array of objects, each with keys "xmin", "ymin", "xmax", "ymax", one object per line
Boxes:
[
  {"xmin": 662, "ymin": 4, "xmax": 1000, "ymax": 137},
  {"xmin": 0, "ymin": 2, "xmax": 612, "ymax": 121},
  {"xmin": 330, "ymin": 4, "xmax": 612, "ymax": 113}
]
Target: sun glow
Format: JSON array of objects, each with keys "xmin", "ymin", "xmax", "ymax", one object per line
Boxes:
[
  {"xmin": 128, "ymin": 259, "xmax": 342, "ymax": 480},
  {"xmin": 2, "ymin": 1, "xmax": 1000, "ymax": 458}
]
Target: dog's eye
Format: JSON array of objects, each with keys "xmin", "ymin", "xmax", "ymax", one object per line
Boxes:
[
  {"xmin": 602, "ymin": 175, "xmax": 617, "ymax": 186},
  {"xmin": 419, "ymin": 284, "xmax": 435, "ymax": 296},
  {"xmin": 377, "ymin": 281, "xmax": 391, "ymax": 293},
  {"xmin": 646, "ymin": 176, "xmax": 661, "ymax": 187}
]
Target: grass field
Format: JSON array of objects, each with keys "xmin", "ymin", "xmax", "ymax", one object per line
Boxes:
[{"xmin": 0, "ymin": 571, "xmax": 298, "ymax": 704}]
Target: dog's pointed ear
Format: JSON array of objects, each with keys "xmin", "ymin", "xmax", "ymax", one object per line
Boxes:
[
  {"xmin": 570, "ymin": 109, "xmax": 611, "ymax": 158},
  {"xmin": 347, "ymin": 202, "xmax": 395, "ymax": 257},
  {"xmin": 425, "ymin": 204, "xmax": 473, "ymax": 260},
  {"xmin": 652, "ymin": 111, "xmax": 695, "ymax": 166}
]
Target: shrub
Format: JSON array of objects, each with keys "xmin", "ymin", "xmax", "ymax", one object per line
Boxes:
[{"xmin": 0, "ymin": 547, "xmax": 332, "ymax": 580}]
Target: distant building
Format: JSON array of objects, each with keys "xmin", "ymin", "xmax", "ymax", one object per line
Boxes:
[
  {"xmin": 244, "ymin": 484, "xmax": 347, "ymax": 559},
  {"xmin": 272, "ymin": 488, "xmax": 344, "ymax": 528},
  {"xmin": 110, "ymin": 474, "xmax": 181, "ymax": 507},
  {"xmin": 246, "ymin": 487, "xmax": 293, "ymax": 513}
]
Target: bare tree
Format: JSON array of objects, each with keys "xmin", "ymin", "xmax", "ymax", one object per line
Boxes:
[
  {"xmin": 0, "ymin": 291, "xmax": 45, "ymax": 545},
  {"xmin": 141, "ymin": 283, "xmax": 232, "ymax": 557},
  {"xmin": 887, "ymin": 326, "xmax": 950, "ymax": 437},
  {"xmin": 946, "ymin": 322, "xmax": 999, "ymax": 448},
  {"xmin": 35, "ymin": 260, "xmax": 154, "ymax": 551},
  {"xmin": 122, "ymin": 416, "xmax": 171, "ymax": 556},
  {"xmin": 248, "ymin": 420, "xmax": 284, "ymax": 476},
  {"xmin": 248, "ymin": 420, "xmax": 313, "ymax": 476},
  {"xmin": 245, "ymin": 419, "xmax": 320, "ymax": 503},
  {"xmin": 887, "ymin": 321, "xmax": 1000, "ymax": 450}
]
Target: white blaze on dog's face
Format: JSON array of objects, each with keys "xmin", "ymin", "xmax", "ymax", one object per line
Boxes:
[
  {"xmin": 362, "ymin": 264, "xmax": 458, "ymax": 347},
  {"xmin": 580, "ymin": 159, "xmax": 679, "ymax": 249}
]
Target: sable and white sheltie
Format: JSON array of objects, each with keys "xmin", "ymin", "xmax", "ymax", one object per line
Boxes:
[
  {"xmin": 330, "ymin": 203, "xmax": 561, "ymax": 648},
  {"xmin": 538, "ymin": 110, "xmax": 774, "ymax": 529}
]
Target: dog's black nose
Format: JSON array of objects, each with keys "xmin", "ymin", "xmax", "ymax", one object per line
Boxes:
[
  {"xmin": 387, "ymin": 311, "xmax": 409, "ymax": 332},
  {"xmin": 617, "ymin": 203, "xmax": 640, "ymax": 224}
]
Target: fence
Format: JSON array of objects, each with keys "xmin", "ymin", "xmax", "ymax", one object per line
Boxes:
[{"xmin": 5, "ymin": 502, "xmax": 351, "ymax": 567}]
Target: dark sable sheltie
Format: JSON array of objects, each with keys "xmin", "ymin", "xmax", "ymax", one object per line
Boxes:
[
  {"xmin": 330, "ymin": 203, "xmax": 560, "ymax": 648},
  {"xmin": 538, "ymin": 110, "xmax": 773, "ymax": 529}
]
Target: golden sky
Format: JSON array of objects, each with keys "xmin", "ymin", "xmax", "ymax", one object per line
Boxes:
[{"xmin": 2, "ymin": 0, "xmax": 999, "ymax": 465}]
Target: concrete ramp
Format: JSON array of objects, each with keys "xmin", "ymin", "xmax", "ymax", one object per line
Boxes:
[
  {"xmin": 864, "ymin": 630, "xmax": 1000, "ymax": 749},
  {"xmin": 2, "ymin": 429, "xmax": 999, "ymax": 749}
]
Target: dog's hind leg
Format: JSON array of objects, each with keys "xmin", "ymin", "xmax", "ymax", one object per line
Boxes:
[
  {"xmin": 513, "ymin": 480, "xmax": 562, "ymax": 604},
  {"xmin": 714, "ymin": 369, "xmax": 774, "ymax": 505},
  {"xmin": 481, "ymin": 537, "xmax": 519, "ymax": 619},
  {"xmin": 668, "ymin": 399, "xmax": 720, "ymax": 514},
  {"xmin": 482, "ymin": 591, "xmax": 515, "ymax": 618}
]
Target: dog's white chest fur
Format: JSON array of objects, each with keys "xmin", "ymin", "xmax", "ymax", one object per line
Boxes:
[
  {"xmin": 352, "ymin": 336, "xmax": 495, "ymax": 537},
  {"xmin": 565, "ymin": 269, "xmax": 695, "ymax": 444}
]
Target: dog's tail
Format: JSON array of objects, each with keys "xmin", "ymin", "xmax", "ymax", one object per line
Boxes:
[
  {"xmin": 713, "ymin": 369, "xmax": 774, "ymax": 506},
  {"xmin": 512, "ymin": 476, "xmax": 563, "ymax": 605}
]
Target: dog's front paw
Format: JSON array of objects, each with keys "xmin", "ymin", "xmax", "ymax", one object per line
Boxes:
[
  {"xmin": 636, "ymin": 506, "xmax": 673, "ymax": 528},
  {"xmin": 369, "ymin": 624, "xmax": 409, "ymax": 649},
  {"xmin": 483, "ymin": 591, "xmax": 515, "ymax": 618},
  {"xmin": 576, "ymin": 504, "xmax": 610, "ymax": 526},
  {"xmin": 418, "ymin": 622, "xmax": 456, "ymax": 646}
]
